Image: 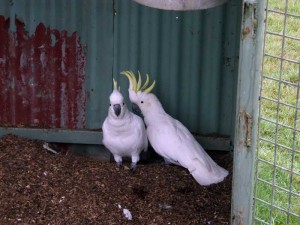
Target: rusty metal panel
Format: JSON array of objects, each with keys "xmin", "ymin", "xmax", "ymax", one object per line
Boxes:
[
  {"xmin": 0, "ymin": 0, "xmax": 113, "ymax": 130},
  {"xmin": 0, "ymin": 16, "xmax": 86, "ymax": 129}
]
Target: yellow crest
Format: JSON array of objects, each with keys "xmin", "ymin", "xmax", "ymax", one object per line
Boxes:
[{"xmin": 120, "ymin": 71, "xmax": 155, "ymax": 93}]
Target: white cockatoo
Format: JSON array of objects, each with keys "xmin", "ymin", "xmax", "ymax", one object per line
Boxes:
[
  {"xmin": 102, "ymin": 78, "xmax": 148, "ymax": 171},
  {"xmin": 121, "ymin": 71, "xmax": 228, "ymax": 185}
]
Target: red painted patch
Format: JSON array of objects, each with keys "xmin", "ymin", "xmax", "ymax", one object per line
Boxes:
[{"xmin": 0, "ymin": 16, "xmax": 87, "ymax": 129}]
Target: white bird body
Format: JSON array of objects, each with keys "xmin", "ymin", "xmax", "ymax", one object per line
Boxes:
[
  {"xmin": 143, "ymin": 94, "xmax": 228, "ymax": 185},
  {"xmin": 102, "ymin": 81, "xmax": 148, "ymax": 170},
  {"xmin": 103, "ymin": 111, "xmax": 147, "ymax": 157},
  {"xmin": 121, "ymin": 71, "xmax": 228, "ymax": 185}
]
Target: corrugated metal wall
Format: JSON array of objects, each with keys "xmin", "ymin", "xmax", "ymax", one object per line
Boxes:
[
  {"xmin": 114, "ymin": 0, "xmax": 242, "ymax": 140},
  {"xmin": 0, "ymin": 0, "xmax": 243, "ymax": 149}
]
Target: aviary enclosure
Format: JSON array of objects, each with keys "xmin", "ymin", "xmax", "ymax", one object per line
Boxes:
[{"xmin": 1, "ymin": 0, "xmax": 298, "ymax": 224}]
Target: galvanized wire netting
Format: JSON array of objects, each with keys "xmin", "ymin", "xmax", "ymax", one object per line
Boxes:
[{"xmin": 254, "ymin": 0, "xmax": 300, "ymax": 224}]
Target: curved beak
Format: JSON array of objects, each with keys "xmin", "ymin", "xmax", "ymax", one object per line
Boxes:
[
  {"xmin": 132, "ymin": 103, "xmax": 142, "ymax": 115},
  {"xmin": 113, "ymin": 104, "xmax": 121, "ymax": 117}
]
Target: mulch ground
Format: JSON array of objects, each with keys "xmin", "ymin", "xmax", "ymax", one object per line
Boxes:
[{"xmin": 0, "ymin": 134, "xmax": 233, "ymax": 224}]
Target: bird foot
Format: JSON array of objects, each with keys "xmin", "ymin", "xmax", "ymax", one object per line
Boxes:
[
  {"xmin": 116, "ymin": 161, "xmax": 122, "ymax": 168},
  {"xmin": 130, "ymin": 162, "xmax": 137, "ymax": 173},
  {"xmin": 163, "ymin": 158, "xmax": 172, "ymax": 165}
]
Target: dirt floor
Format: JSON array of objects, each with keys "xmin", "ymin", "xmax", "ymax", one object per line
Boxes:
[{"xmin": 0, "ymin": 134, "xmax": 233, "ymax": 224}]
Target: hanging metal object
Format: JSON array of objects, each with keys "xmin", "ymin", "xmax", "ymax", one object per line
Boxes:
[{"xmin": 131, "ymin": 0, "xmax": 229, "ymax": 10}]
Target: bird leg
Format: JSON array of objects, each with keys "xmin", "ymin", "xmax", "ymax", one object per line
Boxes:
[
  {"xmin": 130, "ymin": 162, "xmax": 137, "ymax": 172},
  {"xmin": 113, "ymin": 155, "xmax": 122, "ymax": 168},
  {"xmin": 116, "ymin": 161, "xmax": 122, "ymax": 168},
  {"xmin": 164, "ymin": 158, "xmax": 172, "ymax": 164},
  {"xmin": 131, "ymin": 155, "xmax": 140, "ymax": 172}
]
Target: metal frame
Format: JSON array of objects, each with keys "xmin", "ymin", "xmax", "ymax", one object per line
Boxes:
[
  {"xmin": 231, "ymin": 1, "xmax": 265, "ymax": 224},
  {"xmin": 0, "ymin": 128, "xmax": 101, "ymax": 144},
  {"xmin": 0, "ymin": 127, "xmax": 231, "ymax": 151}
]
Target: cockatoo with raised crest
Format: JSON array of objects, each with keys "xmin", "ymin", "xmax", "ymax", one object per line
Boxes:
[
  {"xmin": 121, "ymin": 71, "xmax": 228, "ymax": 185},
  {"xmin": 102, "ymin": 78, "xmax": 148, "ymax": 171}
]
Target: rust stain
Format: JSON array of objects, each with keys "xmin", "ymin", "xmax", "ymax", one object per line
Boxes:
[
  {"xmin": 242, "ymin": 26, "xmax": 251, "ymax": 37},
  {"xmin": 0, "ymin": 16, "xmax": 87, "ymax": 129},
  {"xmin": 245, "ymin": 113, "xmax": 252, "ymax": 148}
]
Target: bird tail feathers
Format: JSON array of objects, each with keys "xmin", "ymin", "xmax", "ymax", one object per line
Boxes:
[{"xmin": 188, "ymin": 158, "xmax": 228, "ymax": 186}]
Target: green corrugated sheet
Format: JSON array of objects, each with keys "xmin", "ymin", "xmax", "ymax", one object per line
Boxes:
[{"xmin": 114, "ymin": 0, "xmax": 242, "ymax": 143}]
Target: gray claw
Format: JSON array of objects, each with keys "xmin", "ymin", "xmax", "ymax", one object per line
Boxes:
[
  {"xmin": 130, "ymin": 162, "xmax": 137, "ymax": 172},
  {"xmin": 116, "ymin": 161, "xmax": 122, "ymax": 168}
]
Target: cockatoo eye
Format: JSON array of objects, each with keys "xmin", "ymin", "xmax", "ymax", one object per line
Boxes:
[
  {"xmin": 109, "ymin": 104, "xmax": 111, "ymax": 106},
  {"xmin": 141, "ymin": 101, "xmax": 144, "ymax": 104},
  {"xmin": 123, "ymin": 102, "xmax": 125, "ymax": 105}
]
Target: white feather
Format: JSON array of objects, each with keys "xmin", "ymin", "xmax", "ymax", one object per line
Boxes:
[
  {"xmin": 123, "ymin": 208, "xmax": 133, "ymax": 220},
  {"xmin": 102, "ymin": 89, "xmax": 148, "ymax": 169},
  {"xmin": 130, "ymin": 91, "xmax": 228, "ymax": 185}
]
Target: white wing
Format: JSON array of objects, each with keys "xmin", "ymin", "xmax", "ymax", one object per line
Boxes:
[
  {"xmin": 147, "ymin": 114, "xmax": 228, "ymax": 185},
  {"xmin": 130, "ymin": 114, "xmax": 148, "ymax": 152}
]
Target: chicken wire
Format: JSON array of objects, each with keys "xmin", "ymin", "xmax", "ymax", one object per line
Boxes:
[{"xmin": 254, "ymin": 0, "xmax": 300, "ymax": 224}]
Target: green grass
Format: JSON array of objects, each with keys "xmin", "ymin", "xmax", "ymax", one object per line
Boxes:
[{"xmin": 255, "ymin": 0, "xmax": 300, "ymax": 224}]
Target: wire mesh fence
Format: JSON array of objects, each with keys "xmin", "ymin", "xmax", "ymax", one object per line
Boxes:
[{"xmin": 254, "ymin": 0, "xmax": 300, "ymax": 224}]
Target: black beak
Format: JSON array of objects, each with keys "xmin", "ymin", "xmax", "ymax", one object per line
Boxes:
[
  {"xmin": 132, "ymin": 103, "xmax": 142, "ymax": 116},
  {"xmin": 113, "ymin": 104, "xmax": 121, "ymax": 117}
]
